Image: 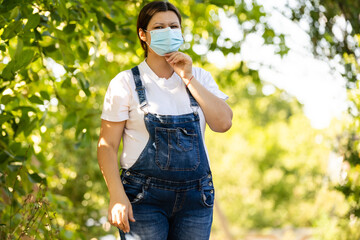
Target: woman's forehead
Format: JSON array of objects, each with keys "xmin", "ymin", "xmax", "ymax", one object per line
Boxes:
[{"xmin": 148, "ymin": 11, "xmax": 180, "ymax": 25}]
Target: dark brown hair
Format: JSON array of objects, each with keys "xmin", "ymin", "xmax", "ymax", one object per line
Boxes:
[{"xmin": 137, "ymin": 1, "xmax": 182, "ymax": 57}]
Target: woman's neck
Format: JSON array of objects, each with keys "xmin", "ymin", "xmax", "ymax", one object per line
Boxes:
[{"xmin": 145, "ymin": 53, "xmax": 174, "ymax": 79}]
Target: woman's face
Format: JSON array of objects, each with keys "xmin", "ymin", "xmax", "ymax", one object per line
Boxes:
[{"xmin": 141, "ymin": 11, "xmax": 181, "ymax": 55}]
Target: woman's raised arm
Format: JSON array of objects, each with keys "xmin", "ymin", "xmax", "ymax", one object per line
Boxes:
[{"xmin": 164, "ymin": 51, "xmax": 233, "ymax": 132}]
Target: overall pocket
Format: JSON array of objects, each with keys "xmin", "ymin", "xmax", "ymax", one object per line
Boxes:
[{"xmin": 155, "ymin": 127, "xmax": 200, "ymax": 171}]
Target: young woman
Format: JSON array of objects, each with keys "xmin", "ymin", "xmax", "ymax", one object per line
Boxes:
[{"xmin": 97, "ymin": 1, "xmax": 232, "ymax": 239}]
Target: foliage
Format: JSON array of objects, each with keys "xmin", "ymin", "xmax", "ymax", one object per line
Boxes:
[
  {"xmin": 205, "ymin": 65, "xmax": 348, "ymax": 239},
  {"xmin": 282, "ymin": 0, "xmax": 360, "ymax": 237},
  {"xmin": 285, "ymin": 0, "xmax": 359, "ymax": 88}
]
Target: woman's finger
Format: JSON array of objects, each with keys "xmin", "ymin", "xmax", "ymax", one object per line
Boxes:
[
  {"xmin": 165, "ymin": 52, "xmax": 178, "ymax": 63},
  {"xmin": 172, "ymin": 55, "xmax": 184, "ymax": 64},
  {"xmin": 122, "ymin": 209, "xmax": 130, "ymax": 233},
  {"xmin": 164, "ymin": 51, "xmax": 177, "ymax": 58},
  {"xmin": 129, "ymin": 205, "xmax": 136, "ymax": 222},
  {"xmin": 168, "ymin": 53, "xmax": 183, "ymax": 64}
]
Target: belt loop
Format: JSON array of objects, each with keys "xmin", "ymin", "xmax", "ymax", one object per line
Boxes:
[
  {"xmin": 198, "ymin": 179, "xmax": 202, "ymax": 191},
  {"xmin": 144, "ymin": 177, "xmax": 151, "ymax": 190}
]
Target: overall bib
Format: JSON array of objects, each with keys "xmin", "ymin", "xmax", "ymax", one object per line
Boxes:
[{"xmin": 119, "ymin": 66, "xmax": 214, "ymax": 240}]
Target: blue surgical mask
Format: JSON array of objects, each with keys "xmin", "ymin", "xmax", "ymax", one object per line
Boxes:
[{"xmin": 146, "ymin": 27, "xmax": 183, "ymax": 56}]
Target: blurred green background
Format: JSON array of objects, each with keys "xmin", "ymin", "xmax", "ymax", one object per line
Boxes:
[{"xmin": 0, "ymin": 0, "xmax": 359, "ymax": 239}]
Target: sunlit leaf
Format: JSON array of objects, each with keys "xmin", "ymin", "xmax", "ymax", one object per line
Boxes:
[
  {"xmin": 24, "ymin": 13, "xmax": 40, "ymax": 32},
  {"xmin": 1, "ymin": 20, "xmax": 22, "ymax": 40}
]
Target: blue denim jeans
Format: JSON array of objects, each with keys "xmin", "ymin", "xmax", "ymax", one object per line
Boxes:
[{"xmin": 119, "ymin": 171, "xmax": 214, "ymax": 240}]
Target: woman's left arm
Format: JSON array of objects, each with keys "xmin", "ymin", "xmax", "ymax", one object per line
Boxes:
[{"xmin": 165, "ymin": 52, "xmax": 233, "ymax": 133}]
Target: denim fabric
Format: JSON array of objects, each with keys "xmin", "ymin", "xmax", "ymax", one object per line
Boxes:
[
  {"xmin": 120, "ymin": 67, "xmax": 214, "ymax": 239},
  {"xmin": 132, "ymin": 66, "xmax": 148, "ymax": 110},
  {"xmin": 119, "ymin": 171, "xmax": 214, "ymax": 240}
]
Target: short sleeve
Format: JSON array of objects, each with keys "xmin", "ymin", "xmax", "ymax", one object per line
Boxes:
[
  {"xmin": 200, "ymin": 69, "xmax": 229, "ymax": 101},
  {"xmin": 100, "ymin": 72, "xmax": 131, "ymax": 122}
]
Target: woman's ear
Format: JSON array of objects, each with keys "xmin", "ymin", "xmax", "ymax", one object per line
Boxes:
[{"xmin": 139, "ymin": 28, "xmax": 147, "ymax": 42}]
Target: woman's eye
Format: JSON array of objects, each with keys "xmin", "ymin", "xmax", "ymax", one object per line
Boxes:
[
  {"xmin": 171, "ymin": 26, "xmax": 179, "ymax": 29},
  {"xmin": 155, "ymin": 26, "xmax": 163, "ymax": 29}
]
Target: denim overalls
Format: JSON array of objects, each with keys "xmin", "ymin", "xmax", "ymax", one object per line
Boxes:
[{"xmin": 119, "ymin": 66, "xmax": 214, "ymax": 240}]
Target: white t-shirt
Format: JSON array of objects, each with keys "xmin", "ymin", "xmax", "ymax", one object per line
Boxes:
[{"xmin": 101, "ymin": 60, "xmax": 228, "ymax": 169}]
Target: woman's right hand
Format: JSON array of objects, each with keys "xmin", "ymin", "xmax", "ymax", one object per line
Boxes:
[{"xmin": 108, "ymin": 194, "xmax": 136, "ymax": 233}]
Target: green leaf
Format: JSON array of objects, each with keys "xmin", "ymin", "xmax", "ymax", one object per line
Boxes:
[
  {"xmin": 15, "ymin": 37, "xmax": 24, "ymax": 58},
  {"xmin": 28, "ymin": 95, "xmax": 43, "ymax": 104},
  {"xmin": 59, "ymin": 39, "xmax": 74, "ymax": 65},
  {"xmin": 14, "ymin": 155, "xmax": 26, "ymax": 161},
  {"xmin": 34, "ymin": 28, "xmax": 42, "ymax": 40},
  {"xmin": 0, "ymin": 15, "xmax": 6, "ymax": 28},
  {"xmin": 29, "ymin": 68, "xmax": 39, "ymax": 81},
  {"xmin": 61, "ymin": 77, "xmax": 72, "ymax": 88},
  {"xmin": 0, "ymin": 43, "xmax": 6, "ymax": 52},
  {"xmin": 17, "ymin": 167, "xmax": 32, "ymax": 193},
  {"xmin": 208, "ymin": 0, "xmax": 234, "ymax": 7},
  {"xmin": 102, "ymin": 17, "xmax": 116, "ymax": 32},
  {"xmin": 57, "ymin": 0, "xmax": 69, "ymax": 21},
  {"xmin": 15, "ymin": 115, "xmax": 29, "ymax": 136},
  {"xmin": 0, "ymin": 114, "xmax": 13, "ymax": 125},
  {"xmin": 13, "ymin": 49, "xmax": 35, "ymax": 71},
  {"xmin": 77, "ymin": 41, "xmax": 88, "ymax": 60},
  {"xmin": 24, "ymin": 117, "xmax": 38, "ymax": 136},
  {"xmin": 0, "ymin": 153, "xmax": 10, "ymax": 164},
  {"xmin": 24, "ymin": 13, "xmax": 40, "ymax": 32},
  {"xmin": 0, "ymin": 0, "xmax": 21, "ymax": 14},
  {"xmin": 43, "ymin": 44, "xmax": 57, "ymax": 53},
  {"xmin": 1, "ymin": 20, "xmax": 22, "ymax": 40},
  {"xmin": 28, "ymin": 172, "xmax": 45, "ymax": 183},
  {"xmin": 63, "ymin": 112, "xmax": 77, "ymax": 129},
  {"xmin": 76, "ymin": 72, "xmax": 91, "ymax": 96},
  {"xmin": 13, "ymin": 106, "xmax": 37, "ymax": 112},
  {"xmin": 51, "ymin": 10, "xmax": 61, "ymax": 22},
  {"xmin": 14, "ymin": 185, "xmax": 26, "ymax": 196},
  {"xmin": 79, "ymin": 131, "xmax": 91, "ymax": 148},
  {"xmin": 39, "ymin": 108, "xmax": 47, "ymax": 126},
  {"xmin": 1, "ymin": 60, "xmax": 15, "ymax": 80},
  {"xmin": 23, "ymin": 28, "xmax": 35, "ymax": 44},
  {"xmin": 1, "ymin": 95, "xmax": 16, "ymax": 104},
  {"xmin": 80, "ymin": 80, "xmax": 91, "ymax": 96},
  {"xmin": 0, "ymin": 86, "xmax": 6, "ymax": 94},
  {"xmin": 42, "ymin": 31, "xmax": 57, "ymax": 39},
  {"xmin": 63, "ymin": 24, "xmax": 76, "ymax": 34},
  {"xmin": 40, "ymin": 91, "xmax": 50, "ymax": 100},
  {"xmin": 9, "ymin": 142, "xmax": 21, "ymax": 152},
  {"xmin": 7, "ymin": 163, "xmax": 22, "ymax": 172}
]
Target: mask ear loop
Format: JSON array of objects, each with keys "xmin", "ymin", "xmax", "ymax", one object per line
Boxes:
[
  {"xmin": 142, "ymin": 28, "xmax": 157, "ymax": 57},
  {"xmin": 140, "ymin": 28, "xmax": 151, "ymax": 57}
]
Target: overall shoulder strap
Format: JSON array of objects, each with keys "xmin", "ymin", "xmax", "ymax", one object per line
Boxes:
[
  {"xmin": 186, "ymin": 87, "xmax": 199, "ymax": 109},
  {"xmin": 131, "ymin": 66, "xmax": 148, "ymax": 110}
]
